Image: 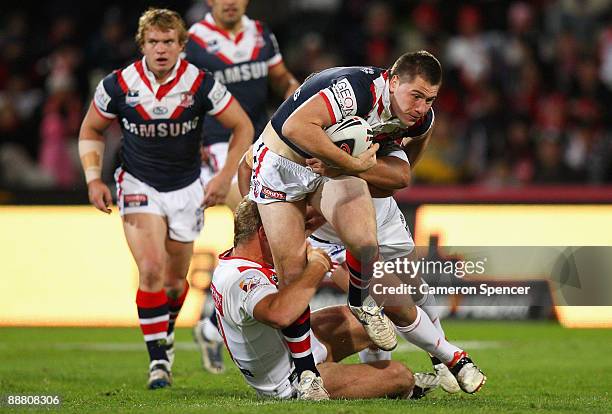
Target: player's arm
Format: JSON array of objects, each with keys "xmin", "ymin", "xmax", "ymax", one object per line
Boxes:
[
  {"xmin": 282, "ymin": 95, "xmax": 379, "ymax": 173},
  {"xmin": 401, "ymin": 108, "xmax": 435, "ymax": 167},
  {"xmin": 356, "ymin": 155, "xmax": 411, "ymax": 190},
  {"xmin": 268, "ymin": 62, "xmax": 300, "ymax": 99},
  {"xmin": 237, "ymin": 145, "xmax": 253, "ymax": 197},
  {"xmin": 78, "ymin": 102, "xmax": 114, "ymax": 214},
  {"xmin": 402, "ymin": 127, "xmax": 433, "ymax": 167},
  {"xmin": 306, "ymin": 155, "xmax": 410, "ymax": 192},
  {"xmin": 253, "ymin": 246, "xmax": 331, "ymax": 329},
  {"xmin": 204, "ymin": 100, "xmax": 254, "ymax": 207}
]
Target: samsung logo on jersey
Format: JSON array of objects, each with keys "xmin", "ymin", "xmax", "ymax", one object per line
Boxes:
[
  {"xmin": 214, "ymin": 61, "xmax": 268, "ymax": 84},
  {"xmin": 121, "ymin": 117, "xmax": 200, "ymax": 138}
]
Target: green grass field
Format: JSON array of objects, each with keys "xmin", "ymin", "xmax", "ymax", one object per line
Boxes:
[{"xmin": 1, "ymin": 321, "xmax": 610, "ymax": 413}]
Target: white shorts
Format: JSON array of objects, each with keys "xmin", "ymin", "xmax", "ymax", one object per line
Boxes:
[
  {"xmin": 114, "ymin": 167, "xmax": 205, "ymax": 242},
  {"xmin": 309, "ymin": 197, "xmax": 414, "ymax": 267},
  {"xmin": 255, "ymin": 332, "xmax": 328, "ymax": 399},
  {"xmin": 249, "ymin": 138, "xmax": 328, "ymax": 204},
  {"xmin": 200, "ymin": 142, "xmax": 238, "ymax": 185}
]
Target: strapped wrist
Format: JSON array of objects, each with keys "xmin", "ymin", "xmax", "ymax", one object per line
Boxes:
[{"xmin": 78, "ymin": 139, "xmax": 105, "ymax": 184}]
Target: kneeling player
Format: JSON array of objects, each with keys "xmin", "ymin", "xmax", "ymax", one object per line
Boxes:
[{"xmin": 209, "ymin": 198, "xmax": 438, "ymax": 399}]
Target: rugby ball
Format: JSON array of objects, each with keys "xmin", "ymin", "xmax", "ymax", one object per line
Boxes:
[{"xmin": 325, "ymin": 116, "xmax": 373, "ymax": 156}]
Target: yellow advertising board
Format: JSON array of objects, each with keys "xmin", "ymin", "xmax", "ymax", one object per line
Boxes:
[
  {"xmin": 2, "ymin": 204, "xmax": 611, "ymax": 327},
  {"xmin": 0, "ymin": 205, "xmax": 233, "ymax": 327},
  {"xmin": 415, "ymin": 205, "xmax": 612, "ymax": 328}
]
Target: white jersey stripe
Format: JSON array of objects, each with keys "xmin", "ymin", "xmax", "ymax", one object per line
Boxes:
[{"xmin": 267, "ymin": 54, "xmax": 282, "ymax": 68}]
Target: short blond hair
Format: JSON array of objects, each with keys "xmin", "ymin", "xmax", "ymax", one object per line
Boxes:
[
  {"xmin": 135, "ymin": 8, "xmax": 188, "ymax": 47},
  {"xmin": 233, "ymin": 197, "xmax": 262, "ymax": 246}
]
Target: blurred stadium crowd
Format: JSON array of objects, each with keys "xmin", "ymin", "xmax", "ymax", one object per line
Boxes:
[{"xmin": 1, "ymin": 0, "xmax": 611, "ymax": 191}]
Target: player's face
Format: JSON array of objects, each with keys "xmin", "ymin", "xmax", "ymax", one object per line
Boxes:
[
  {"xmin": 141, "ymin": 27, "xmax": 184, "ymax": 79},
  {"xmin": 389, "ymin": 75, "xmax": 439, "ymax": 126},
  {"xmin": 208, "ymin": 0, "xmax": 249, "ymax": 28}
]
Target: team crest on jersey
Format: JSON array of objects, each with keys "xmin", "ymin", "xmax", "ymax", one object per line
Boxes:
[
  {"xmin": 126, "ymin": 89, "xmax": 140, "ymax": 107},
  {"xmin": 255, "ymin": 34, "xmax": 265, "ymax": 48},
  {"xmin": 180, "ymin": 92, "xmax": 195, "ymax": 108},
  {"xmin": 206, "ymin": 39, "xmax": 221, "ymax": 54}
]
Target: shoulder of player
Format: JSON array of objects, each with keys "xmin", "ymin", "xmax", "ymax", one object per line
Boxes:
[
  {"xmin": 101, "ymin": 61, "xmax": 137, "ymax": 94},
  {"xmin": 214, "ymin": 266, "xmax": 277, "ymax": 298},
  {"xmin": 188, "ymin": 18, "xmax": 210, "ymax": 36},
  {"xmin": 180, "ymin": 62, "xmax": 215, "ymax": 91},
  {"xmin": 331, "ymin": 67, "xmax": 386, "ymax": 97},
  {"xmin": 344, "ymin": 66, "xmax": 385, "ymax": 81}
]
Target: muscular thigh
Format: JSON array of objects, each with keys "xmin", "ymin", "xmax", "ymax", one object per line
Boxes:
[
  {"xmin": 309, "ymin": 176, "xmax": 377, "ymax": 255},
  {"xmin": 256, "ymin": 200, "xmax": 308, "ymax": 284},
  {"xmin": 122, "ymin": 213, "xmax": 168, "ymax": 271}
]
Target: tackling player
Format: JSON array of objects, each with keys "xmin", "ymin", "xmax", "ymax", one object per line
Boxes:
[
  {"xmin": 78, "ymin": 8, "xmax": 253, "ymax": 389},
  {"xmin": 210, "ymin": 198, "xmax": 439, "ymax": 399}
]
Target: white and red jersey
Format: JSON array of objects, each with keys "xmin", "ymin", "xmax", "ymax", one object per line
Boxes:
[
  {"xmin": 209, "ymin": 250, "xmax": 296, "ymax": 396},
  {"xmin": 93, "ymin": 57, "xmax": 233, "ymax": 191}
]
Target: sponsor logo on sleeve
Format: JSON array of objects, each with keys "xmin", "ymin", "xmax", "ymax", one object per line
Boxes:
[
  {"xmin": 239, "ymin": 274, "xmax": 264, "ymax": 293},
  {"xmin": 126, "ymin": 89, "xmax": 140, "ymax": 107},
  {"xmin": 94, "ymin": 84, "xmax": 111, "ymax": 111},
  {"xmin": 205, "ymin": 39, "xmax": 220, "ymax": 54},
  {"xmin": 208, "ymin": 81, "xmax": 228, "ymax": 107},
  {"xmin": 331, "ymin": 78, "xmax": 357, "ymax": 117}
]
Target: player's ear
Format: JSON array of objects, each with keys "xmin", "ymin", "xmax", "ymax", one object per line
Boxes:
[
  {"xmin": 390, "ymin": 75, "xmax": 400, "ymax": 94},
  {"xmin": 257, "ymin": 225, "xmax": 267, "ymax": 243}
]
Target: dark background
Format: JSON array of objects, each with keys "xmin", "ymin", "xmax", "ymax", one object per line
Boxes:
[{"xmin": 2, "ymin": 0, "xmax": 612, "ymax": 204}]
